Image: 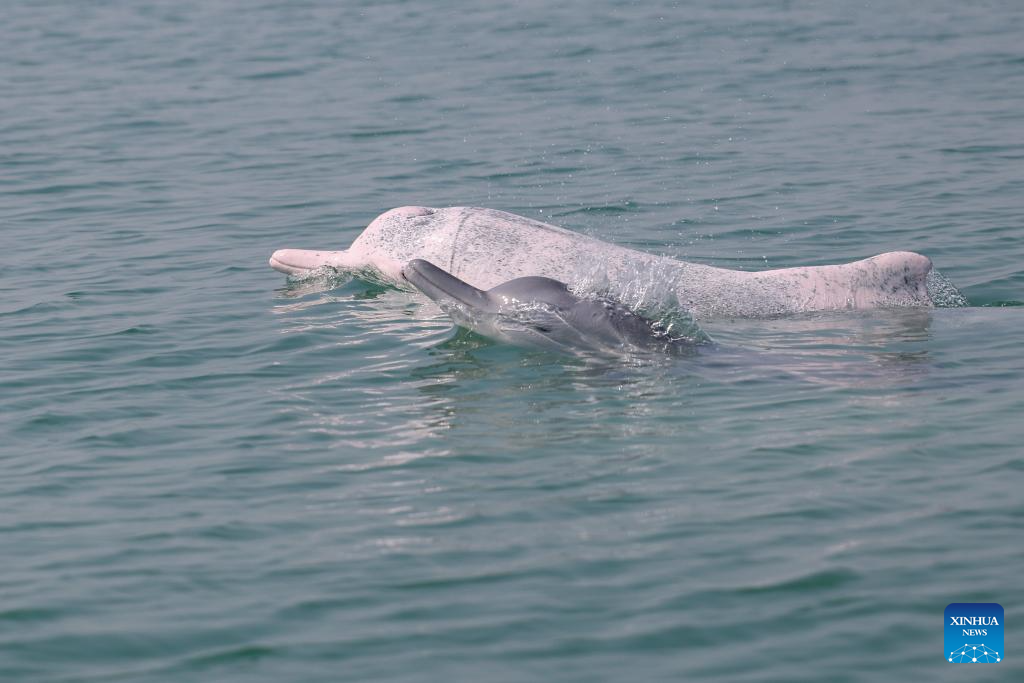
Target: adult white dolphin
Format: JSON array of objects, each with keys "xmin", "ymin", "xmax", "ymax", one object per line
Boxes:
[{"xmin": 269, "ymin": 206, "xmax": 935, "ymax": 319}]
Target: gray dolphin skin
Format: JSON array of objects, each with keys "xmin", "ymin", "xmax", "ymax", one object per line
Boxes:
[{"xmin": 402, "ymin": 258, "xmax": 697, "ymax": 354}]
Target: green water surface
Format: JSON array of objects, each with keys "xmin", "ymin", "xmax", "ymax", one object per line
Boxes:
[{"xmin": 2, "ymin": 1, "xmax": 1022, "ymax": 681}]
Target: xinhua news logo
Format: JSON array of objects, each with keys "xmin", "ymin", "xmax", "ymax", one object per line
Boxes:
[{"xmin": 945, "ymin": 603, "xmax": 1003, "ymax": 663}]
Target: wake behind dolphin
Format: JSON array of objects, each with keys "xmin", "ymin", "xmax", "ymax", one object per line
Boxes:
[
  {"xmin": 401, "ymin": 259, "xmax": 704, "ymax": 355},
  {"xmin": 270, "ymin": 206, "xmax": 950, "ymax": 319}
]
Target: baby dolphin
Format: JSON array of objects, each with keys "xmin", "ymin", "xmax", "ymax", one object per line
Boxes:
[{"xmin": 402, "ymin": 258, "xmax": 701, "ymax": 354}]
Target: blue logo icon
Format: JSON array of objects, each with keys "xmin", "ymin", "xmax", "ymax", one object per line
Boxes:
[{"xmin": 945, "ymin": 603, "xmax": 1003, "ymax": 663}]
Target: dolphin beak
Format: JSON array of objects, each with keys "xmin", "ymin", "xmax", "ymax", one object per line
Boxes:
[
  {"xmin": 401, "ymin": 259, "xmax": 492, "ymax": 311},
  {"xmin": 269, "ymin": 249, "xmax": 350, "ymax": 275}
]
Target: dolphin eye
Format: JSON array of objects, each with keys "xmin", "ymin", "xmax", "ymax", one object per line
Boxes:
[{"xmin": 533, "ymin": 325, "xmax": 552, "ymax": 333}]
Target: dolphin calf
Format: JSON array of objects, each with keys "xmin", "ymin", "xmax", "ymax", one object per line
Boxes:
[
  {"xmin": 401, "ymin": 258, "xmax": 700, "ymax": 354},
  {"xmin": 270, "ymin": 206, "xmax": 936, "ymax": 319}
]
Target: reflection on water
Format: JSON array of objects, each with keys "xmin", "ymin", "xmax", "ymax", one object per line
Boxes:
[
  {"xmin": 271, "ymin": 278, "xmax": 939, "ymax": 473},
  {"xmin": 705, "ymin": 308, "xmax": 934, "ymax": 387}
]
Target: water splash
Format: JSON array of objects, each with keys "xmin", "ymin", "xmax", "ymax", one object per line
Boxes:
[
  {"xmin": 279, "ymin": 266, "xmax": 405, "ymax": 300},
  {"xmin": 569, "ymin": 260, "xmax": 711, "ymax": 344},
  {"xmin": 926, "ymin": 269, "xmax": 969, "ymax": 308}
]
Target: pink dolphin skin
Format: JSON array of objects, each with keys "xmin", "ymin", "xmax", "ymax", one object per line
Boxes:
[{"xmin": 269, "ymin": 206, "xmax": 933, "ymax": 319}]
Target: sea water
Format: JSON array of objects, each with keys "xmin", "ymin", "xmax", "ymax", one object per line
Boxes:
[{"xmin": 2, "ymin": 1, "xmax": 1022, "ymax": 681}]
